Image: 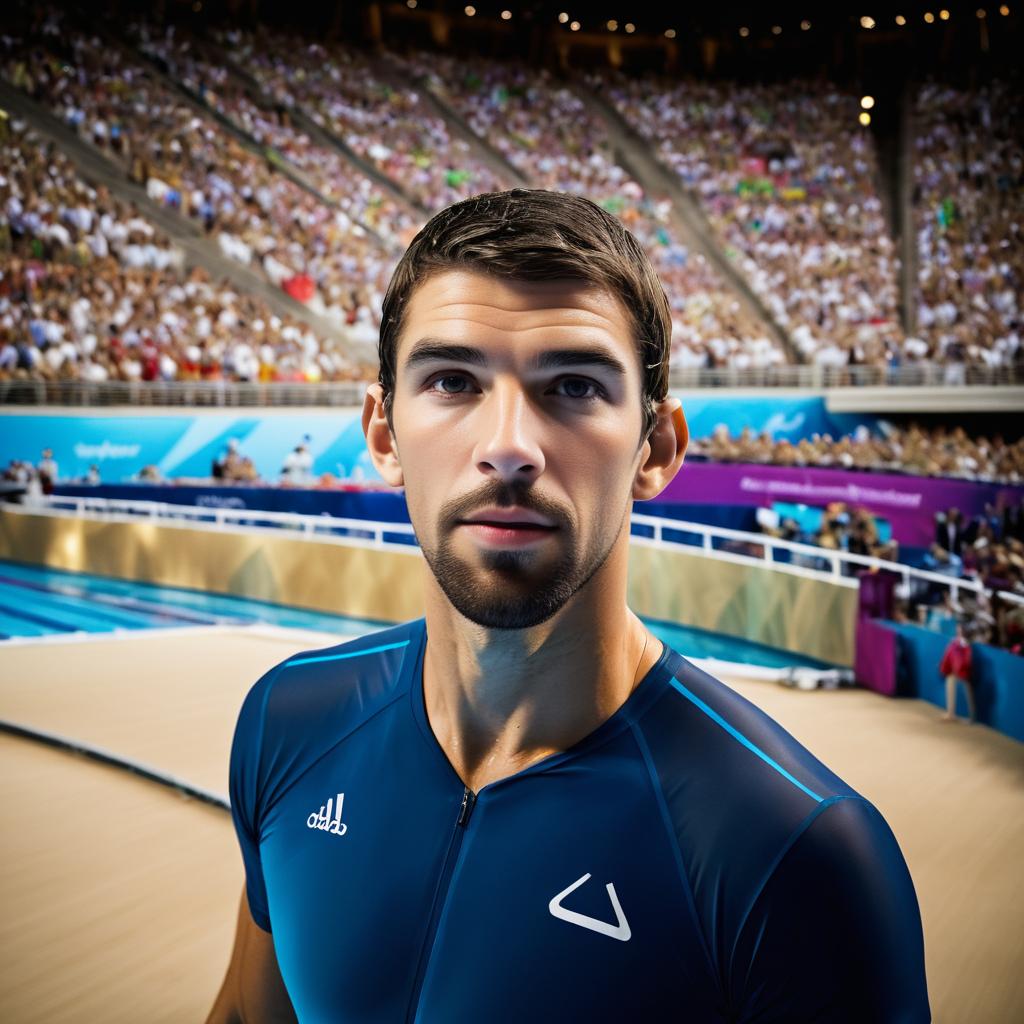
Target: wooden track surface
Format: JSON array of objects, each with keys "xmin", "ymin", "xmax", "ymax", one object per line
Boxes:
[
  {"xmin": 0, "ymin": 735, "xmax": 241, "ymax": 1024},
  {"xmin": 1, "ymin": 628, "xmax": 1022, "ymax": 1022}
]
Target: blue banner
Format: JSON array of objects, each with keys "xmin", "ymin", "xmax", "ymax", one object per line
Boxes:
[{"xmin": 1, "ymin": 398, "xmax": 876, "ymax": 485}]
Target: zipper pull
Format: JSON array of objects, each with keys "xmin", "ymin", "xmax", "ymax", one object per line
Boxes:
[{"xmin": 457, "ymin": 786, "xmax": 476, "ymax": 827}]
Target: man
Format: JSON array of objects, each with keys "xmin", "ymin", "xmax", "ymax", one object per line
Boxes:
[
  {"xmin": 209, "ymin": 190, "xmax": 929, "ymax": 1022},
  {"xmin": 280, "ymin": 436, "xmax": 314, "ymax": 486},
  {"xmin": 37, "ymin": 447, "xmax": 58, "ymax": 494}
]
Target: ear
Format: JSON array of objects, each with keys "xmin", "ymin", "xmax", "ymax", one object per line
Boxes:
[
  {"xmin": 362, "ymin": 383, "xmax": 404, "ymax": 487},
  {"xmin": 633, "ymin": 396, "xmax": 687, "ymax": 501}
]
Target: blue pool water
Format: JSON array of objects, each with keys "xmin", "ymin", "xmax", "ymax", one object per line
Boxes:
[{"xmin": 0, "ymin": 560, "xmax": 831, "ymax": 669}]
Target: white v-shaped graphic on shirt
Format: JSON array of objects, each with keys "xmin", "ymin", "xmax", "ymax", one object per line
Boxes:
[{"xmin": 548, "ymin": 873, "xmax": 632, "ymax": 942}]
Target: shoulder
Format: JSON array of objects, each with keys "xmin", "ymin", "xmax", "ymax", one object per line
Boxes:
[
  {"xmin": 637, "ymin": 653, "xmax": 927, "ymax": 1016},
  {"xmin": 230, "ymin": 619, "xmax": 424, "ymax": 802},
  {"xmin": 633, "ymin": 651, "xmax": 886, "ymax": 948},
  {"xmin": 639, "ymin": 650, "xmax": 861, "ymax": 823}
]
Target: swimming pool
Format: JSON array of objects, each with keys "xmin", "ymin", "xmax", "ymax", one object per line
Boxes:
[{"xmin": 0, "ymin": 560, "xmax": 832, "ymax": 669}]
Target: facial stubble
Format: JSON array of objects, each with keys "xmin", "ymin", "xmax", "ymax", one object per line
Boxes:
[{"xmin": 419, "ymin": 482, "xmax": 628, "ymax": 631}]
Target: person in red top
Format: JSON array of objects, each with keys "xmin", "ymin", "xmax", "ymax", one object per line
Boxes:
[{"xmin": 939, "ymin": 622, "xmax": 975, "ymax": 723}]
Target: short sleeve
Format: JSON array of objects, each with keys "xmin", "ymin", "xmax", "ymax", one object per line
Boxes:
[
  {"xmin": 732, "ymin": 796, "xmax": 930, "ymax": 1023},
  {"xmin": 228, "ymin": 667, "xmax": 281, "ymax": 933}
]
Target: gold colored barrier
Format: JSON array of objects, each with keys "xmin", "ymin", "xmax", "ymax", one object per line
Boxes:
[
  {"xmin": 0, "ymin": 509, "xmax": 425, "ymax": 624},
  {"xmin": 0, "ymin": 509, "xmax": 855, "ymax": 665},
  {"xmin": 627, "ymin": 543, "xmax": 856, "ymax": 667}
]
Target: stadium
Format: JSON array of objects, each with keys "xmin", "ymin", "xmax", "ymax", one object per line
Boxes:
[{"xmin": 0, "ymin": 0, "xmax": 1021, "ymax": 1019}]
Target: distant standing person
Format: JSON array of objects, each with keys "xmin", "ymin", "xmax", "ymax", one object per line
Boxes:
[
  {"xmin": 280, "ymin": 436, "xmax": 314, "ymax": 485},
  {"xmin": 37, "ymin": 447, "xmax": 58, "ymax": 494},
  {"xmin": 939, "ymin": 623, "xmax": 975, "ymax": 723}
]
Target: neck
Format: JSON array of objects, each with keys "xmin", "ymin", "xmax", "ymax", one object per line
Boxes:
[{"xmin": 420, "ymin": 537, "xmax": 662, "ymax": 792}]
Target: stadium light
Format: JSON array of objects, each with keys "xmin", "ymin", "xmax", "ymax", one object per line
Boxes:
[
  {"xmin": 859, "ymin": 112, "xmax": 872, "ymax": 126},
  {"xmin": 771, "ymin": 24, "xmax": 782, "ymax": 34},
  {"xmin": 924, "ymin": 11, "xmax": 935, "ymax": 22},
  {"xmin": 939, "ymin": 8, "xmax": 950, "ymax": 18},
  {"xmin": 464, "ymin": 5, "xmax": 475, "ymax": 16},
  {"xmin": 665, "ymin": 28, "xmax": 677, "ymax": 38},
  {"xmin": 501, "ymin": 9, "xmax": 512, "ymax": 19},
  {"xmin": 625, "ymin": 23, "xmax": 636, "ymax": 33},
  {"xmin": 570, "ymin": 20, "xmax": 580, "ymax": 31},
  {"xmin": 739, "ymin": 26, "xmax": 750, "ymax": 37},
  {"xmin": 607, "ymin": 19, "xmax": 618, "ymax": 31},
  {"xmin": 861, "ymin": 95, "xmax": 875, "ymax": 109},
  {"xmin": 895, "ymin": 14, "xmax": 907, "ymax": 24},
  {"xmin": 558, "ymin": 12, "xmax": 569, "ymax": 23},
  {"xmin": 860, "ymin": 16, "xmax": 876, "ymax": 29},
  {"xmin": 801, "ymin": 20, "xmax": 812, "ymax": 31}
]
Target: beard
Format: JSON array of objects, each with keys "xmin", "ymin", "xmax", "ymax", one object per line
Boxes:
[{"xmin": 418, "ymin": 480, "xmax": 623, "ymax": 630}]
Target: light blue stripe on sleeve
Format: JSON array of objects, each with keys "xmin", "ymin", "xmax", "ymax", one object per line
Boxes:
[
  {"xmin": 287, "ymin": 639, "xmax": 410, "ymax": 667},
  {"xmin": 668, "ymin": 676, "xmax": 824, "ymax": 803}
]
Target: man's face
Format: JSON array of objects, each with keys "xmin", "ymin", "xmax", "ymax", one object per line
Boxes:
[{"xmin": 383, "ymin": 270, "xmax": 651, "ymax": 630}]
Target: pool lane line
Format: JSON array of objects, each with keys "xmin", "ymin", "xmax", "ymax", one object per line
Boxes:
[
  {"xmin": 0, "ymin": 719, "xmax": 230, "ymax": 811},
  {"xmin": 0, "ymin": 574, "xmax": 247, "ymax": 628}
]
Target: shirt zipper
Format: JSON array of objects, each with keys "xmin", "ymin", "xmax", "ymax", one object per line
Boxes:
[{"xmin": 406, "ymin": 784, "xmax": 477, "ymax": 1022}]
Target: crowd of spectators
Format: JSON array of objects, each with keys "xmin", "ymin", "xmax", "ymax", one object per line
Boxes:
[
  {"xmin": 130, "ymin": 23, "xmax": 418, "ymax": 252},
  {"xmin": 691, "ymin": 423, "xmax": 1024, "ymax": 484},
  {"xmin": 400, "ymin": 51, "xmax": 783, "ymax": 371},
  {"xmin": 595, "ymin": 75, "xmax": 907, "ymax": 369},
  {"xmin": 0, "ymin": 117, "xmax": 366, "ymax": 385},
  {"xmin": 2, "ymin": 118, "xmax": 179, "ymax": 271},
  {"xmin": 3, "ymin": 16, "xmax": 395, "ymax": 334},
  {"xmin": 1, "ymin": 256, "xmax": 367, "ymax": 383},
  {"xmin": 913, "ymin": 81, "xmax": 1022, "ymax": 372},
  {"xmin": 220, "ymin": 29, "xmax": 510, "ymax": 214},
  {"xmin": 910, "ymin": 501, "xmax": 1024, "ymax": 652},
  {"xmin": 1, "ymin": 9, "xmax": 1022, "ymax": 383}
]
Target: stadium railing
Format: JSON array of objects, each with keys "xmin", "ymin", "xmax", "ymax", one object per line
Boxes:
[
  {"xmin": 2, "ymin": 363, "xmax": 1022, "ymax": 406},
  {"xmin": 25, "ymin": 495, "xmax": 1020, "ymax": 611}
]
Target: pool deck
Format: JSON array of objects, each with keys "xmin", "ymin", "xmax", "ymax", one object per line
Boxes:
[{"xmin": 1, "ymin": 626, "xmax": 1023, "ymax": 1022}]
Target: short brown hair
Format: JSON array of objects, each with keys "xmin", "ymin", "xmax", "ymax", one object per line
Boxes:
[{"xmin": 378, "ymin": 189, "xmax": 671, "ymax": 441}]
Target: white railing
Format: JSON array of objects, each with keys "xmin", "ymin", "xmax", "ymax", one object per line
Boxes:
[
  {"xmin": 36, "ymin": 494, "xmax": 418, "ymax": 549},
  {"xmin": 629, "ymin": 513, "xmax": 1006, "ymax": 604},
  {"xmin": 19, "ymin": 495, "xmax": 1021, "ymax": 610}
]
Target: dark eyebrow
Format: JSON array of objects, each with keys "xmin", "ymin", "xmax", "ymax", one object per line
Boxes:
[
  {"xmin": 534, "ymin": 349, "xmax": 628, "ymax": 378},
  {"xmin": 403, "ymin": 341, "xmax": 488, "ymax": 370},
  {"xmin": 403, "ymin": 339, "xmax": 628, "ymax": 378}
]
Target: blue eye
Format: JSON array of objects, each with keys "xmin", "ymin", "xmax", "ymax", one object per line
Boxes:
[
  {"xmin": 430, "ymin": 374, "xmax": 471, "ymax": 395},
  {"xmin": 554, "ymin": 377, "xmax": 602, "ymax": 400}
]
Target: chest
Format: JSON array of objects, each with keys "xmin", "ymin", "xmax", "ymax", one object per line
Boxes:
[{"xmin": 256, "ymin": 729, "xmax": 721, "ymax": 1023}]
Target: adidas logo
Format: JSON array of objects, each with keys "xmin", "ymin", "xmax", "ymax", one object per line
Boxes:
[{"xmin": 306, "ymin": 793, "xmax": 348, "ymax": 836}]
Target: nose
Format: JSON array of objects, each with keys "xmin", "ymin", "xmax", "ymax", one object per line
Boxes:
[{"xmin": 471, "ymin": 377, "xmax": 545, "ymax": 484}]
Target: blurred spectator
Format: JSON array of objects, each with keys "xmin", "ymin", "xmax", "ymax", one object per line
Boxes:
[
  {"xmin": 939, "ymin": 623, "xmax": 975, "ymax": 723},
  {"xmin": 934, "ymin": 507, "xmax": 967, "ymax": 556},
  {"xmin": 37, "ymin": 446, "xmax": 58, "ymax": 486},
  {"xmin": 281, "ymin": 436, "xmax": 313, "ymax": 485},
  {"xmin": 212, "ymin": 437, "xmax": 240, "ymax": 481}
]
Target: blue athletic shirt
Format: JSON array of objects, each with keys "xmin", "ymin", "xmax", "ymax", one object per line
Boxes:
[{"xmin": 230, "ymin": 618, "xmax": 930, "ymax": 1023}]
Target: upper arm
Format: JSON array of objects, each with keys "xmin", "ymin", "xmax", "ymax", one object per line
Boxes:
[
  {"xmin": 206, "ymin": 889, "xmax": 297, "ymax": 1024},
  {"xmin": 732, "ymin": 797, "xmax": 930, "ymax": 1023},
  {"xmin": 209, "ymin": 668, "xmax": 294, "ymax": 1021}
]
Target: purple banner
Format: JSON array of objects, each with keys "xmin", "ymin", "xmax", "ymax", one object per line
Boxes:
[
  {"xmin": 660, "ymin": 461, "xmax": 1023, "ymax": 546},
  {"xmin": 855, "ymin": 619, "xmax": 899, "ymax": 696}
]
